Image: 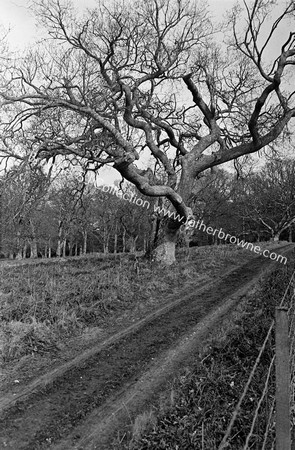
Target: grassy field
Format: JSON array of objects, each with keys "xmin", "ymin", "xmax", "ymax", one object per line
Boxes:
[
  {"xmin": 0, "ymin": 243, "xmax": 289, "ymax": 395},
  {"xmin": 116, "ymin": 261, "xmax": 294, "ymax": 449}
]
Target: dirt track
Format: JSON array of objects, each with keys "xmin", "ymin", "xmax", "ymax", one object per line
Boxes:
[{"xmin": 0, "ymin": 245, "xmax": 293, "ymax": 449}]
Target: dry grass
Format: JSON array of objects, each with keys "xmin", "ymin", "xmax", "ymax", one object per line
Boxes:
[
  {"xmin": 0, "ymin": 245, "xmax": 261, "ymax": 379},
  {"xmin": 130, "ymin": 411, "xmax": 157, "ymax": 445}
]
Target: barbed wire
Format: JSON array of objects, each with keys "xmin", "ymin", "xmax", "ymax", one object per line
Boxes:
[
  {"xmin": 243, "ymin": 355, "xmax": 275, "ymax": 449},
  {"xmin": 218, "ymin": 323, "xmax": 274, "ymax": 449},
  {"xmin": 261, "ymin": 396, "xmax": 275, "ymax": 450},
  {"xmin": 218, "ymin": 267, "xmax": 295, "ymax": 449},
  {"xmin": 280, "ymin": 270, "xmax": 295, "ymax": 307}
]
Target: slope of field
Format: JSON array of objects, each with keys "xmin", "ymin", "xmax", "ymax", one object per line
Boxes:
[
  {"xmin": 0, "ymin": 243, "xmax": 292, "ymax": 449},
  {"xmin": 0, "ymin": 244, "xmax": 269, "ymax": 394}
]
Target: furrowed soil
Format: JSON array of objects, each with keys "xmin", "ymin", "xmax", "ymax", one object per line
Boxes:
[{"xmin": 0, "ymin": 244, "xmax": 293, "ymax": 449}]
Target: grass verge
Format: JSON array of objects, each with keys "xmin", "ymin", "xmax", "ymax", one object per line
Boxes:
[{"xmin": 119, "ymin": 261, "xmax": 294, "ymax": 449}]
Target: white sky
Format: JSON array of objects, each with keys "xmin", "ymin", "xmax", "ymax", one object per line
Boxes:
[
  {"xmin": 1, "ymin": 0, "xmax": 287, "ymax": 71},
  {"xmin": 0, "ymin": 0, "xmax": 235, "ymax": 50},
  {"xmin": 1, "ymin": 0, "xmax": 95, "ymax": 49}
]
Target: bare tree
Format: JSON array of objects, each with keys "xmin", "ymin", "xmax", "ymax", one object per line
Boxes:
[
  {"xmin": 236, "ymin": 158, "xmax": 295, "ymax": 241},
  {"xmin": 2, "ymin": 161, "xmax": 52, "ymax": 258},
  {"xmin": 190, "ymin": 169, "xmax": 237, "ymax": 244},
  {"xmin": 0, "ymin": 0, "xmax": 294, "ymax": 264}
]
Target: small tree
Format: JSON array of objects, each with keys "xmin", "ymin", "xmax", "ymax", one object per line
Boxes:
[{"xmin": 1, "ymin": 162, "xmax": 51, "ymax": 258}]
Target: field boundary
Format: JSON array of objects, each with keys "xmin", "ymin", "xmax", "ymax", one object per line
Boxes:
[{"xmin": 218, "ymin": 264, "xmax": 295, "ymax": 449}]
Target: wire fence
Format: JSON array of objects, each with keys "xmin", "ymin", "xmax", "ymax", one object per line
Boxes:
[{"xmin": 218, "ymin": 269, "xmax": 295, "ymax": 450}]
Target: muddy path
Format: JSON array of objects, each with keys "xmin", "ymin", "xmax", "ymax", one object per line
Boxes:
[{"xmin": 0, "ymin": 245, "xmax": 293, "ymax": 450}]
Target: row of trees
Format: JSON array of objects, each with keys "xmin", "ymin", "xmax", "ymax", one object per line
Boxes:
[
  {"xmin": 1, "ymin": 157, "xmax": 294, "ymax": 259},
  {"xmin": 192, "ymin": 158, "xmax": 295, "ymax": 245},
  {"xmin": 0, "ymin": 165, "xmax": 152, "ymax": 258},
  {"xmin": 0, "ymin": 0, "xmax": 294, "ymax": 263}
]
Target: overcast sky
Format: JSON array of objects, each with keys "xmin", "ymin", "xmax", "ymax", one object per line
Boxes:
[
  {"xmin": 1, "ymin": 0, "xmax": 287, "ymax": 66},
  {"xmin": 2, "ymin": 0, "xmax": 235, "ymax": 50}
]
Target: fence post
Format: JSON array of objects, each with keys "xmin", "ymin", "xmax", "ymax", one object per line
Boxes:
[{"xmin": 275, "ymin": 306, "xmax": 291, "ymax": 450}]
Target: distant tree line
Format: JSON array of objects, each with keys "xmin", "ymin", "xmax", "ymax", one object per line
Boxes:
[
  {"xmin": 191, "ymin": 158, "xmax": 295, "ymax": 246},
  {"xmin": 0, "ymin": 164, "xmax": 153, "ymax": 259},
  {"xmin": 0, "ymin": 157, "xmax": 294, "ymax": 259}
]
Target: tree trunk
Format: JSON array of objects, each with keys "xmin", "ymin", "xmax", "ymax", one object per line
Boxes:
[
  {"xmin": 271, "ymin": 230, "xmax": 280, "ymax": 242},
  {"xmin": 152, "ymin": 168, "xmax": 194, "ymax": 265},
  {"xmin": 122, "ymin": 228, "xmax": 126, "ymax": 253},
  {"xmin": 56, "ymin": 241, "xmax": 62, "ymax": 257},
  {"xmin": 29, "ymin": 220, "xmax": 38, "ymax": 258},
  {"xmin": 153, "ymin": 218, "xmax": 180, "ymax": 265},
  {"xmin": 103, "ymin": 231, "xmax": 109, "ymax": 254},
  {"xmin": 48, "ymin": 239, "xmax": 52, "ymax": 258},
  {"xmin": 62, "ymin": 239, "xmax": 67, "ymax": 257},
  {"xmin": 129, "ymin": 235, "xmax": 138, "ymax": 253},
  {"xmin": 82, "ymin": 230, "xmax": 87, "ymax": 255},
  {"xmin": 56, "ymin": 220, "xmax": 63, "ymax": 257},
  {"xmin": 75, "ymin": 242, "xmax": 78, "ymax": 256},
  {"xmin": 15, "ymin": 248, "xmax": 23, "ymax": 260},
  {"xmin": 145, "ymin": 204, "xmax": 162, "ymax": 258},
  {"xmin": 289, "ymin": 225, "xmax": 292, "ymax": 242},
  {"xmin": 114, "ymin": 233, "xmax": 118, "ymax": 254},
  {"xmin": 114, "ymin": 225, "xmax": 118, "ymax": 254},
  {"xmin": 16, "ymin": 231, "xmax": 23, "ymax": 260},
  {"xmin": 30, "ymin": 240, "xmax": 38, "ymax": 258}
]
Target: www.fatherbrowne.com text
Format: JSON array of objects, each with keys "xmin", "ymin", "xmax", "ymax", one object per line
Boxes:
[{"xmin": 97, "ymin": 181, "xmax": 287, "ymax": 265}]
